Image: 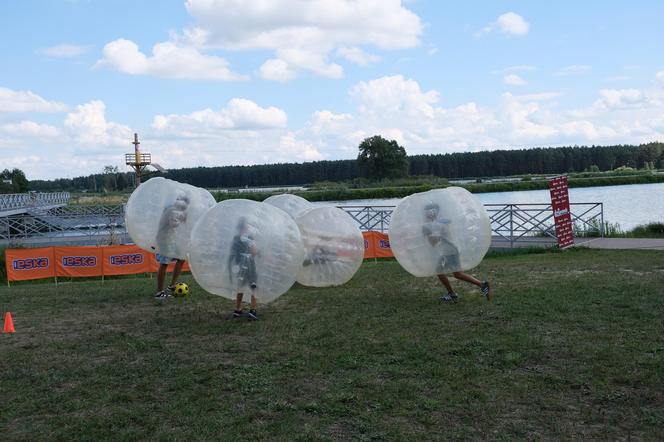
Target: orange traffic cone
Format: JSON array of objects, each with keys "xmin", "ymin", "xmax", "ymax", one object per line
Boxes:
[{"xmin": 3, "ymin": 312, "xmax": 15, "ymax": 334}]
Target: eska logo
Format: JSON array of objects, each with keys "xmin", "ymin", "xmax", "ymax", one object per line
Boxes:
[
  {"xmin": 13, "ymin": 257, "xmax": 49, "ymax": 270},
  {"xmin": 110, "ymin": 254, "xmax": 144, "ymax": 265},
  {"xmin": 62, "ymin": 256, "xmax": 97, "ymax": 267},
  {"xmin": 378, "ymin": 239, "xmax": 391, "ymax": 249}
]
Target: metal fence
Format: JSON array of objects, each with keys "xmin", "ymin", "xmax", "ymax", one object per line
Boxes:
[
  {"xmin": 338, "ymin": 203, "xmax": 604, "ymax": 247},
  {"xmin": 0, "ymin": 192, "xmax": 70, "ymax": 216},
  {"xmin": 0, "ymin": 204, "xmax": 128, "ymax": 247},
  {"xmin": 0, "ymin": 202, "xmax": 604, "ymax": 248}
]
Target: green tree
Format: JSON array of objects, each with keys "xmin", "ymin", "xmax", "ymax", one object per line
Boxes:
[
  {"xmin": 357, "ymin": 135, "xmax": 409, "ymax": 180},
  {"xmin": 102, "ymin": 165, "xmax": 119, "ymax": 191},
  {"xmin": 0, "ymin": 168, "xmax": 29, "ymax": 193}
]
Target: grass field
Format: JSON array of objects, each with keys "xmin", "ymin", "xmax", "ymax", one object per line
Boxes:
[{"xmin": 1, "ymin": 249, "xmax": 663, "ymax": 440}]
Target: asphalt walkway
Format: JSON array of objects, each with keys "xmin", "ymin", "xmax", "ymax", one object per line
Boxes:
[{"xmin": 490, "ymin": 236, "xmax": 664, "ymax": 251}]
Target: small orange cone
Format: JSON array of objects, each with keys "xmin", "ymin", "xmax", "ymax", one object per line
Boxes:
[{"xmin": 3, "ymin": 312, "xmax": 15, "ymax": 334}]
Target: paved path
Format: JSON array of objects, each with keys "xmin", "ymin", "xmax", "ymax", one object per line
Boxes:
[
  {"xmin": 490, "ymin": 236, "xmax": 664, "ymax": 251},
  {"xmin": 574, "ymin": 237, "xmax": 664, "ymax": 251}
]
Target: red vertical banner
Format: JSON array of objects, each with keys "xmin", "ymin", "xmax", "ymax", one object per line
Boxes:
[{"xmin": 548, "ymin": 175, "xmax": 574, "ymax": 248}]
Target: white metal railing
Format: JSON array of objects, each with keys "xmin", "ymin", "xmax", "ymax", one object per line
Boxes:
[
  {"xmin": 0, "ymin": 192, "xmax": 70, "ymax": 215},
  {"xmin": 338, "ymin": 203, "xmax": 604, "ymax": 247},
  {"xmin": 1, "ymin": 202, "xmax": 604, "ymax": 248}
]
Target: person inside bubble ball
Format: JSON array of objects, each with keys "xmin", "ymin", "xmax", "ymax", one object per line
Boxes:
[
  {"xmin": 229, "ymin": 217, "xmax": 259, "ymax": 320},
  {"xmin": 153, "ymin": 194, "xmax": 189, "ymax": 299},
  {"xmin": 422, "ymin": 202, "xmax": 492, "ymax": 303},
  {"xmin": 302, "ymin": 235, "xmax": 338, "ymax": 267}
]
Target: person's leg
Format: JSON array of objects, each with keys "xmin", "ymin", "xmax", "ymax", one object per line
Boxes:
[
  {"xmin": 155, "ymin": 263, "xmax": 171, "ymax": 298},
  {"xmin": 453, "ymin": 272, "xmax": 492, "ymax": 302},
  {"xmin": 233, "ymin": 293, "xmax": 244, "ymax": 317},
  {"xmin": 437, "ymin": 274, "xmax": 458, "ymax": 302},
  {"xmin": 169, "ymin": 259, "xmax": 185, "ymax": 287},
  {"xmin": 247, "ymin": 285, "xmax": 259, "ymax": 320},
  {"xmin": 452, "ymin": 272, "xmax": 482, "ymax": 287},
  {"xmin": 437, "ymin": 274, "xmax": 455, "ymax": 292}
]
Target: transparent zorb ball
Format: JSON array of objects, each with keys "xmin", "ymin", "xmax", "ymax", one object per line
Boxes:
[
  {"xmin": 388, "ymin": 187, "xmax": 491, "ymax": 277},
  {"xmin": 295, "ymin": 207, "xmax": 364, "ymax": 287},
  {"xmin": 263, "ymin": 193, "xmax": 313, "ymax": 220},
  {"xmin": 188, "ymin": 199, "xmax": 304, "ymax": 303},
  {"xmin": 125, "ymin": 177, "xmax": 216, "ymax": 259}
]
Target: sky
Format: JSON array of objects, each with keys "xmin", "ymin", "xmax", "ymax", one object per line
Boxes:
[{"xmin": 2, "ymin": 0, "xmax": 664, "ymax": 180}]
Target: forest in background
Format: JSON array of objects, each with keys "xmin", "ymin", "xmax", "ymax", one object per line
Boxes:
[{"xmin": 26, "ymin": 142, "xmax": 664, "ymax": 192}]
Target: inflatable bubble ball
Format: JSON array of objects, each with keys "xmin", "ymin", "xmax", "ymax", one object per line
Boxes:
[
  {"xmin": 388, "ymin": 187, "xmax": 491, "ymax": 277},
  {"xmin": 263, "ymin": 193, "xmax": 313, "ymax": 220},
  {"xmin": 188, "ymin": 199, "xmax": 304, "ymax": 303},
  {"xmin": 125, "ymin": 177, "xmax": 216, "ymax": 259},
  {"xmin": 295, "ymin": 206, "xmax": 365, "ymax": 287}
]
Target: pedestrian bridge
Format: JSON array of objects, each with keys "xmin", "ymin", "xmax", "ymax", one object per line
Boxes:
[{"xmin": 0, "ymin": 192, "xmax": 70, "ymax": 217}]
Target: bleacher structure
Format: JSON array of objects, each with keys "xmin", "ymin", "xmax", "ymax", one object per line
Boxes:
[{"xmin": 0, "ymin": 193, "xmax": 128, "ymax": 247}]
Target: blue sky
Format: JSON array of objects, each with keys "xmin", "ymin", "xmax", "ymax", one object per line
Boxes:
[{"xmin": 2, "ymin": 0, "xmax": 664, "ymax": 179}]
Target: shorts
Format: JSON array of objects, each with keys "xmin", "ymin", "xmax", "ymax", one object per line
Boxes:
[{"xmin": 156, "ymin": 253, "xmax": 177, "ymax": 265}]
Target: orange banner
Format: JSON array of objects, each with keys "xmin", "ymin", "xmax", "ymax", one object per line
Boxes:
[
  {"xmin": 54, "ymin": 246, "xmax": 103, "ymax": 278},
  {"xmin": 361, "ymin": 231, "xmax": 394, "ymax": 259},
  {"xmin": 362, "ymin": 231, "xmax": 375, "ymax": 259},
  {"xmin": 102, "ymin": 245, "xmax": 151, "ymax": 276},
  {"xmin": 5, "ymin": 247, "xmax": 56, "ymax": 282},
  {"xmin": 372, "ymin": 232, "xmax": 394, "ymax": 258}
]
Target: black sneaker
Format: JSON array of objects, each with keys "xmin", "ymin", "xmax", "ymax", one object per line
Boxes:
[
  {"xmin": 232, "ymin": 309, "xmax": 244, "ymax": 318},
  {"xmin": 166, "ymin": 285, "xmax": 176, "ymax": 296},
  {"xmin": 154, "ymin": 291, "xmax": 172, "ymax": 299},
  {"xmin": 481, "ymin": 281, "xmax": 493, "ymax": 302},
  {"xmin": 440, "ymin": 292, "xmax": 458, "ymax": 303},
  {"xmin": 247, "ymin": 310, "xmax": 259, "ymax": 321}
]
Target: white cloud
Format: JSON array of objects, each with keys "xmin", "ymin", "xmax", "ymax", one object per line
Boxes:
[
  {"xmin": 656, "ymin": 71, "xmax": 664, "ymax": 85},
  {"xmin": 178, "ymin": 0, "xmax": 422, "ymax": 79},
  {"xmin": 503, "ymin": 74, "xmax": 526, "ymax": 86},
  {"xmin": 597, "ymin": 88, "xmax": 644, "ymax": 109},
  {"xmin": 277, "ymin": 132, "xmax": 324, "ymax": 161},
  {"xmin": 259, "ymin": 59, "xmax": 296, "ymax": 82},
  {"xmin": 336, "ymin": 47, "xmax": 381, "ymax": 67},
  {"xmin": 152, "ymin": 98, "xmax": 287, "ymax": 136},
  {"xmin": 0, "ymin": 121, "xmax": 59, "ymax": 138},
  {"xmin": 349, "ymin": 75, "xmax": 439, "ymax": 120},
  {"xmin": 480, "ymin": 12, "xmax": 530, "ymax": 37},
  {"xmin": 8, "ymin": 74, "xmax": 664, "ymax": 180},
  {"xmin": 555, "ymin": 65, "xmax": 591, "ymax": 76},
  {"xmin": 0, "ymin": 87, "xmax": 68, "ymax": 113},
  {"xmin": 496, "ymin": 12, "xmax": 530, "ymax": 36},
  {"xmin": 96, "ymin": 39, "xmax": 247, "ymax": 81},
  {"xmin": 38, "ymin": 43, "xmax": 91, "ymax": 58},
  {"xmin": 64, "ymin": 100, "xmax": 132, "ymax": 146}
]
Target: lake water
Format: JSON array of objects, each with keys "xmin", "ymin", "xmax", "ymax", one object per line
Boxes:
[{"xmin": 314, "ymin": 182, "xmax": 664, "ymax": 231}]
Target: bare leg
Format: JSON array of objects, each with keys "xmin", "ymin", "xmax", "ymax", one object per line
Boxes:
[
  {"xmin": 157, "ymin": 264, "xmax": 168, "ymax": 291},
  {"xmin": 250, "ymin": 294, "xmax": 257, "ymax": 310},
  {"xmin": 169, "ymin": 259, "xmax": 185, "ymax": 286},
  {"xmin": 235, "ymin": 293, "xmax": 244, "ymax": 310},
  {"xmin": 452, "ymin": 271, "xmax": 482, "ymax": 288},
  {"xmin": 437, "ymin": 274, "xmax": 455, "ymax": 293}
]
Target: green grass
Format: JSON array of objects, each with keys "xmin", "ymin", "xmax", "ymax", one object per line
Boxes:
[{"xmin": 1, "ymin": 249, "xmax": 663, "ymax": 440}]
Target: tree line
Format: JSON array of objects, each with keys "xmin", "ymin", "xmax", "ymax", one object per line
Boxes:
[{"xmin": 24, "ymin": 141, "xmax": 664, "ymax": 193}]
